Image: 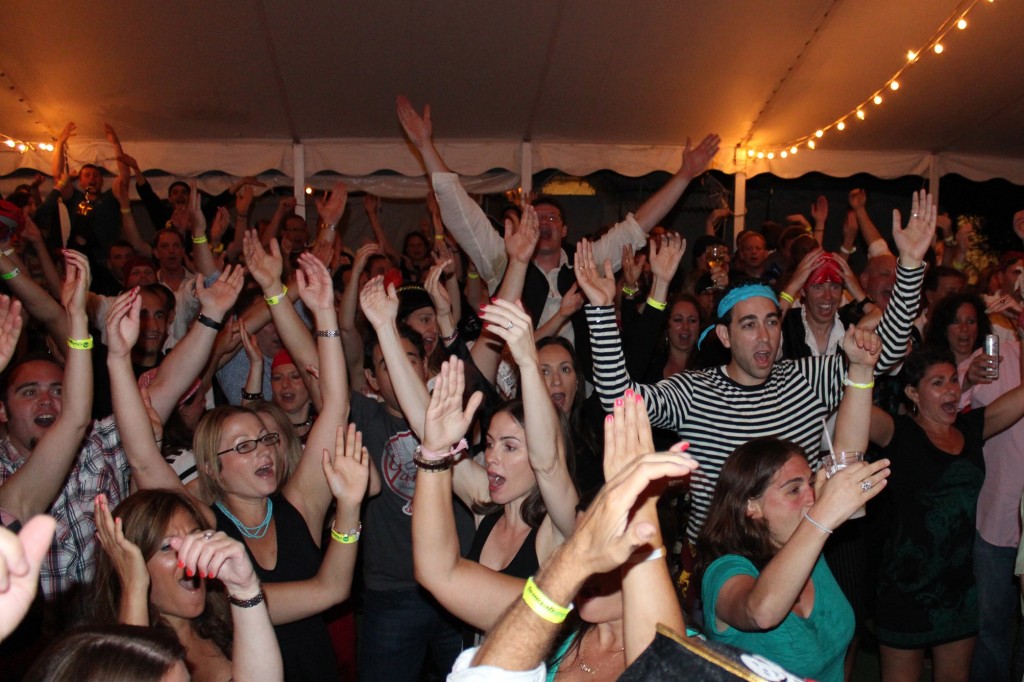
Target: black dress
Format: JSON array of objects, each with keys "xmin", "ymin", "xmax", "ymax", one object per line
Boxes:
[
  {"xmin": 467, "ymin": 510, "xmax": 540, "ymax": 579},
  {"xmin": 213, "ymin": 495, "xmax": 341, "ymax": 681},
  {"xmin": 875, "ymin": 410, "xmax": 986, "ymax": 648}
]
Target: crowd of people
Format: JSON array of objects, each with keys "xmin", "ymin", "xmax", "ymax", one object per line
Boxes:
[{"xmin": 0, "ymin": 96, "xmax": 1023, "ymax": 682}]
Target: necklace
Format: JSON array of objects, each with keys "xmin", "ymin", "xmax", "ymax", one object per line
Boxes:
[
  {"xmin": 292, "ymin": 406, "xmax": 316, "ymax": 430},
  {"xmin": 216, "ymin": 499, "xmax": 273, "ymax": 539},
  {"xmin": 576, "ymin": 632, "xmax": 624, "ymax": 677}
]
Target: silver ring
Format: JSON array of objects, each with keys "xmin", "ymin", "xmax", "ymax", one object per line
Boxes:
[
  {"xmin": 912, "ymin": 213, "xmax": 920, "ymax": 218},
  {"xmin": 506, "ymin": 322, "xmax": 515, "ymax": 331},
  {"xmin": 861, "ymin": 481, "xmax": 872, "ymax": 492},
  {"xmin": 202, "ymin": 531, "xmax": 215, "ymax": 540}
]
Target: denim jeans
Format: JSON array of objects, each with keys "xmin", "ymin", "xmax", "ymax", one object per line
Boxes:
[
  {"xmin": 969, "ymin": 531, "xmax": 1018, "ymax": 682},
  {"xmin": 358, "ymin": 587, "xmax": 465, "ymax": 681}
]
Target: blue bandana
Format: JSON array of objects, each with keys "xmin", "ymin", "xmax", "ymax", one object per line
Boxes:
[{"xmin": 697, "ymin": 284, "xmax": 780, "ymax": 349}]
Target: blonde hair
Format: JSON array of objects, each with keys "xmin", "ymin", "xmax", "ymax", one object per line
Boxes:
[{"xmin": 193, "ymin": 405, "xmax": 258, "ymax": 502}]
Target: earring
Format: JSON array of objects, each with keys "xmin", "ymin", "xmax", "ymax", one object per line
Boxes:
[{"xmin": 911, "ymin": 401, "xmax": 919, "ymax": 417}]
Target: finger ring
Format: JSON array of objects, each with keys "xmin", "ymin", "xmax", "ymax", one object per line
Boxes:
[
  {"xmin": 912, "ymin": 213, "xmax": 920, "ymax": 218},
  {"xmin": 861, "ymin": 481, "xmax": 872, "ymax": 492},
  {"xmin": 203, "ymin": 531, "xmax": 215, "ymax": 540},
  {"xmin": 506, "ymin": 322, "xmax": 515, "ymax": 331}
]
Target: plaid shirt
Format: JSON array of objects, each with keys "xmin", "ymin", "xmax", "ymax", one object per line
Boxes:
[{"xmin": 0, "ymin": 416, "xmax": 129, "ymax": 614}]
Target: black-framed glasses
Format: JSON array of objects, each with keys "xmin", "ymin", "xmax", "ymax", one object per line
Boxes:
[{"xmin": 217, "ymin": 432, "xmax": 280, "ymax": 456}]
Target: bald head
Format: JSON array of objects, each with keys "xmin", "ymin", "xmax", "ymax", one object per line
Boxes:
[{"xmin": 860, "ymin": 254, "xmax": 897, "ymax": 310}]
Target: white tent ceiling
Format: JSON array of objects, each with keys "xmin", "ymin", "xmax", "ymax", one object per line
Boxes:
[{"xmin": 2, "ymin": 0, "xmax": 1023, "ymax": 190}]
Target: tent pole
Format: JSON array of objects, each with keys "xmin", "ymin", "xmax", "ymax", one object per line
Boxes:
[
  {"xmin": 293, "ymin": 143, "xmax": 306, "ymax": 218},
  {"xmin": 927, "ymin": 154, "xmax": 940, "ymax": 208},
  {"xmin": 520, "ymin": 142, "xmax": 533, "ymax": 195},
  {"xmin": 733, "ymin": 172, "xmax": 747, "ymax": 248}
]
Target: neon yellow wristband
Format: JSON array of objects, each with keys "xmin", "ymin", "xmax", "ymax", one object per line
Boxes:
[
  {"xmin": 330, "ymin": 521, "xmax": 362, "ymax": 545},
  {"xmin": 119, "ymin": 208, "xmax": 131, "ymax": 215},
  {"xmin": 622, "ymin": 285, "xmax": 639, "ymax": 296},
  {"xmin": 843, "ymin": 377, "xmax": 874, "ymax": 390},
  {"xmin": 645, "ymin": 297, "xmax": 667, "ymax": 311},
  {"xmin": 467, "ymin": 272, "xmax": 480, "ymax": 279},
  {"xmin": 434, "ymin": 234, "xmax": 445, "ymax": 241},
  {"xmin": 67, "ymin": 336, "xmax": 94, "ymax": 350},
  {"xmin": 522, "ymin": 576, "xmax": 572, "ymax": 624},
  {"xmin": 779, "ymin": 291, "xmax": 795, "ymax": 304},
  {"xmin": 264, "ymin": 285, "xmax": 288, "ymax": 306},
  {"xmin": 191, "ymin": 235, "xmax": 209, "ymax": 244}
]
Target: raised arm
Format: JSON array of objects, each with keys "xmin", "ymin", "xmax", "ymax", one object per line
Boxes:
[
  {"xmin": 848, "ymin": 189, "xmax": 888, "ymax": 254},
  {"xmin": 94, "ymin": 494, "xmax": 150, "ymax": 626},
  {"xmin": 258, "ymin": 196, "xmax": 296, "ymax": 246},
  {"xmin": 605, "ymin": 392, "xmax": 696, "ymax": 663},
  {"xmin": 187, "ymin": 181, "xmax": 217, "ymax": 278},
  {"xmin": 19, "ymin": 215, "xmax": 63, "ymax": 299},
  {"xmin": 363, "ymin": 194, "xmax": 401, "ymax": 264},
  {"xmin": 646, "ymin": 232, "xmax": 686, "ymax": 308},
  {"xmin": 834, "ymin": 327, "xmax": 882, "ymax": 453},
  {"xmin": 411, "ymin": 358, "xmax": 517, "ymax": 632},
  {"xmin": 0, "ymin": 250, "xmax": 69, "ymax": 342},
  {"xmin": 981, "ymin": 325, "xmax": 1024, "ymax": 439},
  {"xmin": 633, "ymin": 134, "xmax": 720, "ymax": 234},
  {"xmin": 111, "ymin": 174, "xmax": 153, "ymax": 257},
  {"xmin": 0, "ymin": 253, "xmax": 93, "ymax": 523},
  {"xmin": 810, "ymin": 196, "xmax": 828, "ymax": 246},
  {"xmin": 0, "ymin": 516, "xmax": 55, "ymax": 643},
  {"xmin": 280, "ymin": 253, "xmax": 350, "ymax": 536},
  {"xmin": 339, "ymin": 243, "xmax": 380, "ymax": 393},
  {"xmin": 479, "ymin": 300, "xmax": 578, "ymax": 538}
]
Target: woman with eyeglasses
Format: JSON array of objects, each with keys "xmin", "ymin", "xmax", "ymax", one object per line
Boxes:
[{"xmin": 105, "ymin": 254, "xmax": 369, "ymax": 681}]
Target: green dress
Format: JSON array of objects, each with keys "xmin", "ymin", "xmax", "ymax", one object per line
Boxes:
[{"xmin": 875, "ymin": 410, "xmax": 986, "ymax": 648}]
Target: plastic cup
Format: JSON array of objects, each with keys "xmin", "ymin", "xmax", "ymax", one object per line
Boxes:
[{"xmin": 823, "ymin": 450, "xmax": 866, "ymax": 519}]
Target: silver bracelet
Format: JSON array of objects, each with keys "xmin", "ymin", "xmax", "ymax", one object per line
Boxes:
[
  {"xmin": 803, "ymin": 512, "xmax": 833, "ymax": 535},
  {"xmin": 315, "ymin": 329, "xmax": 341, "ymax": 338}
]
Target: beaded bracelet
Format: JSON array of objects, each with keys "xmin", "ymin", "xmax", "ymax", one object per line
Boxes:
[
  {"xmin": 330, "ymin": 521, "xmax": 362, "ymax": 545},
  {"xmin": 264, "ymin": 286, "xmax": 288, "ymax": 306},
  {"xmin": 228, "ymin": 589, "xmax": 265, "ymax": 608},
  {"xmin": 67, "ymin": 336, "xmax": 94, "ymax": 350},
  {"xmin": 523, "ymin": 576, "xmax": 573, "ymax": 624},
  {"xmin": 646, "ymin": 297, "xmax": 667, "ymax": 311},
  {"xmin": 441, "ymin": 328, "xmax": 459, "ymax": 344},
  {"xmin": 315, "ymin": 329, "xmax": 341, "ymax": 338},
  {"xmin": 241, "ymin": 390, "xmax": 264, "ymax": 401}
]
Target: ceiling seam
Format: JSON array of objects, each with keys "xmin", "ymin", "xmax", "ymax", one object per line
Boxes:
[
  {"xmin": 253, "ymin": 0, "xmax": 300, "ymax": 143},
  {"xmin": 0, "ymin": 57, "xmax": 56, "ymax": 139},
  {"xmin": 522, "ymin": 0, "xmax": 567, "ymax": 143},
  {"xmin": 739, "ymin": 0, "xmax": 843, "ymax": 147}
]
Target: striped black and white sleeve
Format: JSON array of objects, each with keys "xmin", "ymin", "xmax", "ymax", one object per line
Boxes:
[{"xmin": 875, "ymin": 263, "xmax": 925, "ymax": 374}]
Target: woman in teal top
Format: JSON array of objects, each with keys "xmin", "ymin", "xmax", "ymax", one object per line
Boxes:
[{"xmin": 696, "ymin": 328, "xmax": 890, "ymax": 682}]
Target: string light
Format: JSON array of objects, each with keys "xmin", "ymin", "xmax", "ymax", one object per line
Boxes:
[
  {"xmin": 0, "ymin": 135, "xmax": 49, "ymax": 153},
  {"xmin": 739, "ymin": 0, "xmax": 993, "ymax": 162},
  {"xmin": 305, "ymin": 186, "xmax": 313, "ymax": 194}
]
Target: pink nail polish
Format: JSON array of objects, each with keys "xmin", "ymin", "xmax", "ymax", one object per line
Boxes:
[
  {"xmin": 635, "ymin": 394, "xmax": 643, "ymax": 404},
  {"xmin": 605, "ymin": 415, "xmax": 614, "ymax": 423},
  {"xmin": 186, "ymin": 568, "xmax": 194, "ymax": 577},
  {"xmin": 625, "ymin": 389, "xmax": 634, "ymax": 398},
  {"xmin": 615, "ymin": 398, "xmax": 623, "ymax": 407},
  {"xmin": 178, "ymin": 560, "xmax": 184, "ymax": 569}
]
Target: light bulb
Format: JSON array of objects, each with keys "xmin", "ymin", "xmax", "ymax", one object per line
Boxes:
[
  {"xmin": 3, "ymin": 140, "xmax": 14, "ymax": 148},
  {"xmin": 808, "ymin": 140, "xmax": 816, "ymax": 150},
  {"xmin": 747, "ymin": 149, "xmax": 755, "ymax": 158},
  {"xmin": 874, "ymin": 95, "xmax": 883, "ymax": 105},
  {"xmin": 907, "ymin": 50, "xmax": 917, "ymax": 61},
  {"xmin": 815, "ymin": 129, "xmax": 824, "ymax": 138},
  {"xmin": 856, "ymin": 109, "xmax": 866, "ymax": 120},
  {"xmin": 890, "ymin": 81, "xmax": 900, "ymax": 90},
  {"xmin": 767, "ymin": 152, "xmax": 775, "ymax": 160},
  {"xmin": 790, "ymin": 146, "xmax": 798, "ymax": 155},
  {"xmin": 837, "ymin": 121, "xmax": 846, "ymax": 131},
  {"xmin": 15, "ymin": 143, "xmax": 26, "ymax": 152},
  {"xmin": 934, "ymin": 43, "xmax": 944, "ymax": 54},
  {"xmin": 781, "ymin": 151, "xmax": 788, "ymax": 158},
  {"xmin": 957, "ymin": 18, "xmax": 967, "ymax": 29},
  {"xmin": 756, "ymin": 152, "xmax": 765, "ymax": 159},
  {"xmin": 305, "ymin": 186, "xmax": 313, "ymax": 195}
]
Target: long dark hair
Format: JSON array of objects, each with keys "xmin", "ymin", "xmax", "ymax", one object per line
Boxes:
[
  {"xmin": 90, "ymin": 490, "xmax": 233, "ymax": 659},
  {"xmin": 534, "ymin": 336, "xmax": 594, "ymax": 463},
  {"xmin": 24, "ymin": 625, "xmax": 185, "ymax": 682},
  {"xmin": 898, "ymin": 345, "xmax": 958, "ymax": 412},
  {"xmin": 695, "ymin": 437, "xmax": 804, "ymax": 584},
  {"xmin": 658, "ymin": 293, "xmax": 705, "ymax": 371},
  {"xmin": 473, "ymin": 400, "xmax": 574, "ymax": 528},
  {"xmin": 924, "ymin": 292, "xmax": 992, "ymax": 354}
]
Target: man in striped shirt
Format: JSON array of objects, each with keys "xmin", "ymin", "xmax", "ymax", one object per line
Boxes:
[{"xmin": 580, "ymin": 191, "xmax": 935, "ymax": 550}]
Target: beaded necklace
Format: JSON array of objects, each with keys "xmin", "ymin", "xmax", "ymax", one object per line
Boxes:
[{"xmin": 216, "ymin": 498, "xmax": 273, "ymax": 539}]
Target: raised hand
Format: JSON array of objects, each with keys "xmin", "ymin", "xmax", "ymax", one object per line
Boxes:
[
  {"xmin": 352, "ymin": 242, "xmax": 382, "ymax": 276},
  {"xmin": 620, "ymin": 244, "xmax": 642, "ymax": 292},
  {"xmin": 679, "ymin": 134, "xmax": 721, "ymax": 180},
  {"xmin": 316, "ymin": 182, "xmax": 348, "ymax": 228},
  {"xmin": 812, "ymin": 458, "xmax": 890, "ymax": 530},
  {"xmin": 235, "ymin": 185, "xmax": 254, "ymax": 217},
  {"xmin": 277, "ymin": 196, "xmax": 298, "ymax": 215},
  {"xmin": 848, "ymin": 188, "xmax": 867, "ymax": 211},
  {"xmin": 20, "ymin": 215, "xmax": 45, "ymax": 247},
  {"xmin": 558, "ymin": 283, "xmax": 583, "ymax": 318},
  {"xmin": 117, "ymin": 153, "xmax": 142, "ymax": 176},
  {"xmin": 94, "ymin": 494, "xmax": 149, "ymax": 593},
  {"xmin": 60, "ymin": 249, "xmax": 91, "ymax": 315},
  {"xmin": 170, "ymin": 530, "xmax": 259, "ymax": 596},
  {"xmin": 0, "ymin": 516, "xmax": 55, "ymax": 641},
  {"xmin": 105, "ymin": 287, "xmax": 141, "ymax": 359},
  {"xmin": 784, "ymin": 247, "xmax": 826, "ymax": 296},
  {"xmin": 422, "ymin": 358, "xmax": 484, "ymax": 452},
  {"xmin": 504, "ymin": 204, "xmax": 540, "ymax": 265},
  {"xmin": 363, "ymin": 193, "xmax": 381, "ymax": 217},
  {"xmin": 309, "ymin": 239, "xmax": 334, "ymax": 271},
  {"xmin": 842, "ymin": 325, "xmax": 882, "ymax": 368},
  {"xmin": 396, "ymin": 95, "xmax": 432, "ymax": 150},
  {"xmin": 0, "ymin": 295, "xmax": 23, "ymax": 373},
  {"xmin": 295, "ymin": 252, "xmax": 334, "ymax": 313},
  {"xmin": 56, "ymin": 122, "xmax": 76, "ymax": 147},
  {"xmin": 188, "ymin": 180, "xmax": 206, "ymax": 237},
  {"xmin": 478, "ymin": 299, "xmax": 539, "ymax": 367},
  {"xmin": 892, "ymin": 189, "xmax": 937, "ymax": 268},
  {"xmin": 359, "ymin": 275, "xmax": 399, "ymax": 330},
  {"xmin": 810, "ymin": 195, "xmax": 828, "ymax": 225},
  {"xmin": 423, "ymin": 262, "xmax": 452, "ymax": 315},
  {"xmin": 210, "ymin": 207, "xmax": 231, "ymax": 245},
  {"xmin": 573, "ymin": 238, "xmax": 617, "ymax": 306},
  {"xmin": 196, "ymin": 265, "xmax": 245, "ymax": 321},
  {"xmin": 648, "ymin": 232, "xmax": 686, "ymax": 283},
  {"xmin": 243, "ymin": 230, "xmax": 283, "ymax": 292},
  {"xmin": 322, "ymin": 423, "xmax": 370, "ymax": 505}
]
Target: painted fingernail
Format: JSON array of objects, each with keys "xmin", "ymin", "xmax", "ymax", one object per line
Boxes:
[
  {"xmin": 479, "ymin": 304, "xmax": 487, "ymax": 311},
  {"xmin": 615, "ymin": 398, "xmax": 623, "ymax": 407},
  {"xmin": 178, "ymin": 560, "xmax": 184, "ymax": 569},
  {"xmin": 605, "ymin": 414, "xmax": 614, "ymax": 423},
  {"xmin": 186, "ymin": 568, "xmax": 194, "ymax": 577},
  {"xmin": 199, "ymin": 571, "xmax": 206, "ymax": 579},
  {"xmin": 625, "ymin": 389, "xmax": 634, "ymax": 398},
  {"xmin": 635, "ymin": 394, "xmax": 643, "ymax": 404}
]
